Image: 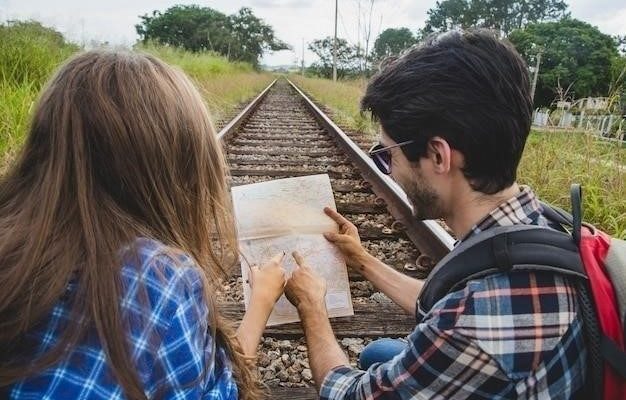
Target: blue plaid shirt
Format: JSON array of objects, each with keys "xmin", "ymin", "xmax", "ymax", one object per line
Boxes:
[
  {"xmin": 320, "ymin": 187, "xmax": 587, "ymax": 399},
  {"xmin": 7, "ymin": 238, "xmax": 238, "ymax": 399}
]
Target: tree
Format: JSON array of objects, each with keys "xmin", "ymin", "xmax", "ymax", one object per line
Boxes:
[
  {"xmin": 423, "ymin": 0, "xmax": 569, "ymax": 36},
  {"xmin": 508, "ymin": 18, "xmax": 620, "ymax": 106},
  {"xmin": 616, "ymin": 35, "xmax": 626, "ymax": 55},
  {"xmin": 307, "ymin": 37, "xmax": 358, "ymax": 78},
  {"xmin": 226, "ymin": 8, "xmax": 290, "ymax": 66},
  {"xmin": 136, "ymin": 5, "xmax": 230, "ymax": 53},
  {"xmin": 136, "ymin": 5, "xmax": 289, "ymax": 67},
  {"xmin": 372, "ymin": 28, "xmax": 416, "ymax": 61}
]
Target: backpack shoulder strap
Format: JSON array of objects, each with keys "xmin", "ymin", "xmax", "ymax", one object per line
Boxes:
[
  {"xmin": 540, "ymin": 200, "xmax": 573, "ymax": 227},
  {"xmin": 416, "ymin": 224, "xmax": 586, "ymax": 321}
]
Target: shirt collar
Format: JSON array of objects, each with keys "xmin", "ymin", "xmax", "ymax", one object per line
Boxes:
[{"xmin": 458, "ymin": 185, "xmax": 543, "ymax": 244}]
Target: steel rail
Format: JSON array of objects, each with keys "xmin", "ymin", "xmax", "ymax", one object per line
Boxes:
[
  {"xmin": 216, "ymin": 79, "xmax": 277, "ymax": 142},
  {"xmin": 287, "ymin": 78, "xmax": 455, "ymax": 262}
]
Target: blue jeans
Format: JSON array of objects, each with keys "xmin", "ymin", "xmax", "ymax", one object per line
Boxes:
[{"xmin": 359, "ymin": 338, "xmax": 407, "ymax": 370}]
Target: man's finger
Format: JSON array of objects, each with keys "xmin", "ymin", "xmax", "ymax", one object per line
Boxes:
[
  {"xmin": 324, "ymin": 207, "xmax": 351, "ymax": 227},
  {"xmin": 292, "ymin": 251, "xmax": 307, "ymax": 268},
  {"xmin": 323, "ymin": 232, "xmax": 340, "ymax": 242}
]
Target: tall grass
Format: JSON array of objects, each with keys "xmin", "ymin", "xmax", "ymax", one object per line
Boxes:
[
  {"xmin": 0, "ymin": 22, "xmax": 273, "ymax": 172},
  {"xmin": 290, "ymin": 75, "xmax": 377, "ymax": 135},
  {"xmin": 0, "ymin": 21, "xmax": 79, "ymax": 171},
  {"xmin": 291, "ymin": 75, "xmax": 626, "ymax": 239},
  {"xmin": 520, "ymin": 131, "xmax": 625, "ymax": 238},
  {"xmin": 138, "ymin": 44, "xmax": 273, "ymax": 123},
  {"xmin": 0, "ymin": 21, "xmax": 79, "ymax": 87}
]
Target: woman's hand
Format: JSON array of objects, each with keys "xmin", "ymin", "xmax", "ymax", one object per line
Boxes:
[
  {"xmin": 248, "ymin": 252, "xmax": 286, "ymax": 312},
  {"xmin": 237, "ymin": 252, "xmax": 286, "ymax": 358},
  {"xmin": 323, "ymin": 207, "xmax": 370, "ymax": 269}
]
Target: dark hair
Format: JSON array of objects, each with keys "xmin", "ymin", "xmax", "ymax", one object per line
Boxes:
[{"xmin": 361, "ymin": 29, "xmax": 532, "ymax": 194}]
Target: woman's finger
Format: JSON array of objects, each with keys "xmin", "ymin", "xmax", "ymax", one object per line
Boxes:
[{"xmin": 267, "ymin": 251, "xmax": 286, "ymax": 267}]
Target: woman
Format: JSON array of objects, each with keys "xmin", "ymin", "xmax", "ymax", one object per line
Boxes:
[{"xmin": 0, "ymin": 50, "xmax": 285, "ymax": 399}]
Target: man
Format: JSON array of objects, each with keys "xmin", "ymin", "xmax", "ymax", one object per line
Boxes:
[{"xmin": 285, "ymin": 29, "xmax": 586, "ymax": 399}]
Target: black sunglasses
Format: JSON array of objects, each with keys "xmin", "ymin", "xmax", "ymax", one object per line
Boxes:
[{"xmin": 368, "ymin": 140, "xmax": 415, "ymax": 175}]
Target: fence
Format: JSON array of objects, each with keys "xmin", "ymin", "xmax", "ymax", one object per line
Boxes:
[{"xmin": 532, "ymin": 109, "xmax": 625, "ymax": 141}]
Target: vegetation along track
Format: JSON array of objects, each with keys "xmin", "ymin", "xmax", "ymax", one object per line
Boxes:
[{"xmin": 216, "ymin": 78, "xmax": 455, "ymax": 399}]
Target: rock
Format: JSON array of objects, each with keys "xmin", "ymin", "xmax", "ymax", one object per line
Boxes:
[
  {"xmin": 370, "ymin": 292, "xmax": 392, "ymax": 303},
  {"xmin": 265, "ymin": 378, "xmax": 280, "ymax": 386},
  {"xmin": 258, "ymin": 354, "xmax": 271, "ymax": 368},
  {"xmin": 288, "ymin": 374, "xmax": 302, "ymax": 383},
  {"xmin": 267, "ymin": 350, "xmax": 280, "ymax": 360},
  {"xmin": 281, "ymin": 354, "xmax": 290, "ymax": 364},
  {"xmin": 268, "ymin": 359, "xmax": 284, "ymax": 372},
  {"xmin": 277, "ymin": 370, "xmax": 290, "ymax": 382},
  {"xmin": 278, "ymin": 340, "xmax": 292, "ymax": 350},
  {"xmin": 291, "ymin": 360, "xmax": 304, "ymax": 373},
  {"xmin": 341, "ymin": 338, "xmax": 364, "ymax": 347},
  {"xmin": 296, "ymin": 345, "xmax": 307, "ymax": 352},
  {"xmin": 348, "ymin": 343, "xmax": 365, "ymax": 355},
  {"xmin": 302, "ymin": 368, "xmax": 313, "ymax": 381}
]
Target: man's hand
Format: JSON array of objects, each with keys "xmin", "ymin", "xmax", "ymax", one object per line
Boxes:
[
  {"xmin": 285, "ymin": 251, "xmax": 327, "ymax": 314},
  {"xmin": 248, "ymin": 252, "xmax": 286, "ymax": 312},
  {"xmin": 323, "ymin": 207, "xmax": 370, "ymax": 269}
]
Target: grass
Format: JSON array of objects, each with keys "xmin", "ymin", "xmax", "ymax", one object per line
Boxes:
[
  {"xmin": 520, "ymin": 131, "xmax": 625, "ymax": 239},
  {"xmin": 0, "ymin": 22, "xmax": 273, "ymax": 172},
  {"xmin": 290, "ymin": 75, "xmax": 377, "ymax": 135},
  {"xmin": 138, "ymin": 44, "xmax": 273, "ymax": 123},
  {"xmin": 0, "ymin": 21, "xmax": 79, "ymax": 171},
  {"xmin": 291, "ymin": 75, "xmax": 626, "ymax": 239}
]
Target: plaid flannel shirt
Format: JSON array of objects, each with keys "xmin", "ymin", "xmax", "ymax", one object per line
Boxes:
[
  {"xmin": 320, "ymin": 186, "xmax": 587, "ymax": 399},
  {"xmin": 7, "ymin": 238, "xmax": 238, "ymax": 400}
]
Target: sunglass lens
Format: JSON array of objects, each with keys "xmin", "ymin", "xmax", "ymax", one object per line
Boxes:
[
  {"xmin": 374, "ymin": 153, "xmax": 391, "ymax": 174},
  {"xmin": 369, "ymin": 143, "xmax": 392, "ymax": 174}
]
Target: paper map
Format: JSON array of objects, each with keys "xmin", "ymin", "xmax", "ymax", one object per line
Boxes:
[{"xmin": 231, "ymin": 174, "xmax": 354, "ymax": 326}]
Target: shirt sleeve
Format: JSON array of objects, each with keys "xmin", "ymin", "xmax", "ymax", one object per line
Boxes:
[
  {"xmin": 319, "ymin": 322, "xmax": 509, "ymax": 400},
  {"xmin": 125, "ymin": 251, "xmax": 238, "ymax": 399}
]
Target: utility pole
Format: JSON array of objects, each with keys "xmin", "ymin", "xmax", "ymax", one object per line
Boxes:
[
  {"xmin": 357, "ymin": 0, "xmax": 361, "ymax": 73},
  {"xmin": 530, "ymin": 51, "xmax": 542, "ymax": 102},
  {"xmin": 80, "ymin": 18, "xmax": 85, "ymax": 48},
  {"xmin": 301, "ymin": 38, "xmax": 305, "ymax": 76},
  {"xmin": 332, "ymin": 0, "xmax": 338, "ymax": 82},
  {"xmin": 363, "ymin": 0, "xmax": 374, "ymax": 73}
]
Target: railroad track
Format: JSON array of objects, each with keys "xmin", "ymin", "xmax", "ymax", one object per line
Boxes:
[{"xmin": 216, "ymin": 78, "xmax": 454, "ymax": 399}]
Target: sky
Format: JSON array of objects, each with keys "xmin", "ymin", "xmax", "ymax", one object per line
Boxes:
[{"xmin": 1, "ymin": 0, "xmax": 625, "ymax": 67}]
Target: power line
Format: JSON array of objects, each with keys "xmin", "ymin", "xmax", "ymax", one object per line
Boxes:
[{"xmin": 337, "ymin": 7, "xmax": 354, "ymax": 44}]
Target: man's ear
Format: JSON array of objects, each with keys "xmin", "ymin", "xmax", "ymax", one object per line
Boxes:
[{"xmin": 427, "ymin": 137, "xmax": 452, "ymax": 173}]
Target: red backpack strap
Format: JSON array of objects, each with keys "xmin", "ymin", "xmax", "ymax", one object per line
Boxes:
[{"xmin": 570, "ymin": 184, "xmax": 626, "ymax": 399}]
